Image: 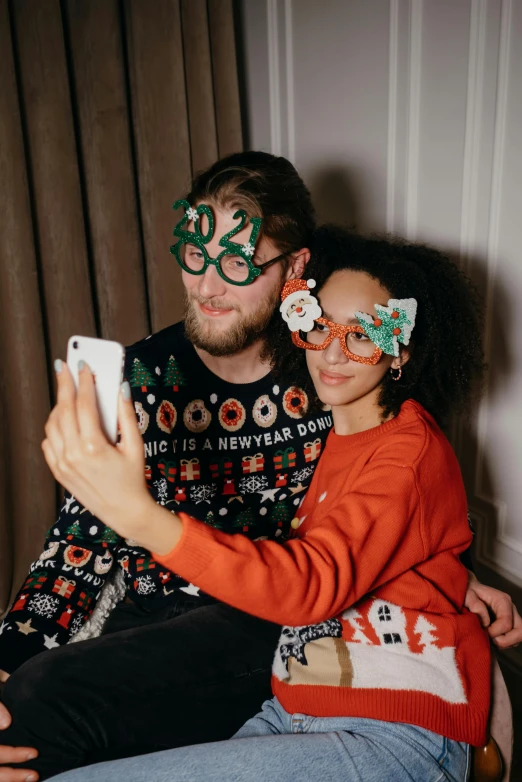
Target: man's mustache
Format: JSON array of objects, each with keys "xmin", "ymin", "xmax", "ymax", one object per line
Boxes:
[{"xmin": 188, "ymin": 294, "xmax": 240, "ymax": 313}]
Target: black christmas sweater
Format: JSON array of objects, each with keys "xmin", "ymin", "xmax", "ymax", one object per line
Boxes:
[{"xmin": 0, "ymin": 321, "xmax": 332, "ymax": 674}]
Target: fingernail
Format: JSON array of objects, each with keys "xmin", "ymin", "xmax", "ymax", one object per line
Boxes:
[
  {"xmin": 25, "ymin": 750, "xmax": 37, "ymax": 760},
  {"xmin": 25, "ymin": 774, "xmax": 38, "ymax": 782},
  {"xmin": 78, "ymin": 360, "xmax": 85, "ymax": 371},
  {"xmin": 54, "ymin": 359, "xmax": 63, "ymax": 374},
  {"xmin": 121, "ymin": 381, "xmax": 131, "ymax": 401}
]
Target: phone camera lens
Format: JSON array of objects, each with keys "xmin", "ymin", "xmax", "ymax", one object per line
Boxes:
[{"xmin": 73, "ymin": 341, "xmax": 79, "ymax": 349}]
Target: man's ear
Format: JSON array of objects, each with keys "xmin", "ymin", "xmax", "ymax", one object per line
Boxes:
[
  {"xmin": 284, "ymin": 248, "xmax": 310, "ymax": 281},
  {"xmin": 391, "ymin": 347, "xmax": 411, "ymax": 370}
]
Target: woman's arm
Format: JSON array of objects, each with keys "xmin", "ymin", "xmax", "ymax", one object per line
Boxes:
[{"xmin": 42, "ymin": 363, "xmax": 451, "ymax": 626}]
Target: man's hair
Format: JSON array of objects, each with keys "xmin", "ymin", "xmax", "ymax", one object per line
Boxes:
[
  {"xmin": 269, "ymin": 226, "xmax": 486, "ymax": 427},
  {"xmin": 186, "ymin": 151, "xmax": 316, "ymax": 255}
]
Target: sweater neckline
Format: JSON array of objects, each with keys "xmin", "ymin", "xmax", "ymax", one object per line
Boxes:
[
  {"xmin": 184, "ymin": 340, "xmax": 275, "ymax": 390},
  {"xmin": 326, "ymin": 400, "xmax": 422, "ymax": 451}
]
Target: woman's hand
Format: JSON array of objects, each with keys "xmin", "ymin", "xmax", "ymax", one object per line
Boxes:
[{"xmin": 41, "ymin": 360, "xmax": 156, "ymax": 543}]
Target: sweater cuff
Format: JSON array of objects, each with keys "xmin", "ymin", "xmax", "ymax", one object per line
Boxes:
[
  {"xmin": 0, "ymin": 631, "xmax": 47, "ymax": 676},
  {"xmin": 152, "ymin": 512, "xmax": 223, "ymax": 583}
]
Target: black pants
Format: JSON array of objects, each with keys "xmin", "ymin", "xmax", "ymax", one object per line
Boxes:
[{"xmin": 0, "ymin": 600, "xmax": 281, "ymax": 780}]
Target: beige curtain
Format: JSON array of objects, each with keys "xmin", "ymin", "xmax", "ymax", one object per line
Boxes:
[{"xmin": 0, "ymin": 0, "xmax": 243, "ymax": 613}]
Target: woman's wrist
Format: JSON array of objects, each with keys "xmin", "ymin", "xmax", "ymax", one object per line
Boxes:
[
  {"xmin": 145, "ymin": 503, "xmax": 184, "ymax": 556},
  {"xmin": 105, "ymin": 493, "xmax": 184, "ymax": 556},
  {"xmin": 103, "ymin": 491, "xmax": 183, "ymax": 554}
]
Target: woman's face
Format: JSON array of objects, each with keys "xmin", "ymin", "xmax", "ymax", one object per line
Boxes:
[{"xmin": 305, "ymin": 270, "xmax": 401, "ymax": 409}]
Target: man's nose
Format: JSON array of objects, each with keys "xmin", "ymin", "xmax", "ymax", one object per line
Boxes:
[{"xmin": 198, "ymin": 263, "xmax": 227, "ymax": 299}]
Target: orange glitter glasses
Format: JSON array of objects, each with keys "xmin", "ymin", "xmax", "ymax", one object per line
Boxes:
[{"xmin": 291, "ymin": 317, "xmax": 383, "ymax": 365}]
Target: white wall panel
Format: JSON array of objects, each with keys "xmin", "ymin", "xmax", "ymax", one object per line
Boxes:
[{"xmin": 240, "ymin": 0, "xmax": 522, "ymax": 588}]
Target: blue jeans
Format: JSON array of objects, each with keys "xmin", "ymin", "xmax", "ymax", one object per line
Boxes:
[{"xmin": 50, "ymin": 697, "xmax": 470, "ymax": 782}]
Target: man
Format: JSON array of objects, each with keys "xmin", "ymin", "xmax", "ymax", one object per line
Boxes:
[{"xmin": 0, "ymin": 151, "xmax": 519, "ymax": 781}]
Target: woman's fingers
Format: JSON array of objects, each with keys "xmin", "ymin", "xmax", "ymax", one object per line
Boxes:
[
  {"xmin": 75, "ymin": 362, "xmax": 108, "ymax": 453},
  {"xmin": 43, "ymin": 361, "xmax": 78, "ymax": 468},
  {"xmin": 54, "ymin": 361, "xmax": 80, "ymax": 438}
]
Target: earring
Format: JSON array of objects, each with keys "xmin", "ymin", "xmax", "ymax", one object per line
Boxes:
[{"xmin": 390, "ymin": 366, "xmax": 402, "ymax": 381}]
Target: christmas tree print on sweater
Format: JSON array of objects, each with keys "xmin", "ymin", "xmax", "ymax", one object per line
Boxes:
[
  {"xmin": 164, "ymin": 355, "xmax": 186, "ymax": 392},
  {"xmin": 130, "ymin": 358, "xmax": 156, "ymax": 392},
  {"xmin": 0, "ymin": 321, "xmax": 332, "ymax": 675}
]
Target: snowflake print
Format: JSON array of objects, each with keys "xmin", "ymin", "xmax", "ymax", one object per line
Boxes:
[
  {"xmin": 28, "ymin": 594, "xmax": 60, "ymax": 619},
  {"xmin": 190, "ymin": 484, "xmax": 217, "ymax": 504},
  {"xmin": 70, "ymin": 614, "xmax": 86, "ymax": 636},
  {"xmin": 242, "ymin": 241, "xmax": 255, "ymax": 257},
  {"xmin": 272, "ymin": 385, "xmax": 280, "ymax": 395},
  {"xmin": 210, "ymin": 393, "xmax": 218, "ymax": 404},
  {"xmin": 291, "ymin": 465, "xmax": 316, "ymax": 484},
  {"xmin": 153, "ymin": 478, "xmax": 169, "ymax": 506},
  {"xmin": 155, "ymin": 366, "xmax": 161, "ymax": 376},
  {"xmin": 147, "ymin": 394, "xmax": 156, "ymax": 405},
  {"xmin": 135, "ymin": 575, "xmax": 157, "ymax": 596},
  {"xmin": 186, "ymin": 207, "xmax": 199, "ymax": 222},
  {"xmin": 239, "ymin": 474, "xmax": 268, "ymax": 495}
]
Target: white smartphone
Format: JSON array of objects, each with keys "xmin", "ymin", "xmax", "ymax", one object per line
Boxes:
[{"xmin": 66, "ymin": 335, "xmax": 126, "ymax": 444}]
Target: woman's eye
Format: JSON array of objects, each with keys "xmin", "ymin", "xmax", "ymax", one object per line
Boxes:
[
  {"xmin": 314, "ymin": 323, "xmax": 328, "ymax": 333},
  {"xmin": 352, "ymin": 331, "xmax": 369, "ymax": 341}
]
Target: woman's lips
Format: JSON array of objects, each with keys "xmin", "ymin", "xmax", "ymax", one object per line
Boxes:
[
  {"xmin": 199, "ymin": 302, "xmax": 233, "ymax": 317},
  {"xmin": 319, "ymin": 370, "xmax": 352, "ymax": 386}
]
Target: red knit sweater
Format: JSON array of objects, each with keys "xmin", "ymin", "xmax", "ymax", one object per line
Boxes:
[{"xmin": 155, "ymin": 400, "xmax": 490, "ymax": 746}]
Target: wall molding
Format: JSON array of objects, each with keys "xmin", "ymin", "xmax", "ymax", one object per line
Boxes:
[
  {"xmin": 471, "ymin": 498, "xmax": 522, "ymax": 588},
  {"xmin": 405, "ymin": 0, "xmax": 422, "ymax": 240},
  {"xmin": 284, "ymin": 0, "xmax": 295, "ymax": 163},
  {"xmin": 267, "ymin": 0, "xmax": 282, "ymax": 155},
  {"xmin": 266, "ymin": 0, "xmax": 295, "ymax": 161},
  {"xmin": 386, "ymin": 0, "xmax": 399, "ymax": 232},
  {"xmin": 459, "ymin": 0, "xmax": 488, "ymax": 272}
]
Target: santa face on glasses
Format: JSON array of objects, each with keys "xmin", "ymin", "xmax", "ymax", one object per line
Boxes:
[{"xmin": 280, "ymin": 291, "xmax": 322, "ymax": 333}]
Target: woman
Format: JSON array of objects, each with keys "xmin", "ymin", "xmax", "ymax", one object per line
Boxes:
[{"xmin": 48, "ymin": 227, "xmax": 489, "ymax": 781}]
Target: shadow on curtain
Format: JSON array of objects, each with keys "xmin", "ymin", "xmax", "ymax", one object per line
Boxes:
[{"xmin": 0, "ymin": 0, "xmax": 243, "ymax": 613}]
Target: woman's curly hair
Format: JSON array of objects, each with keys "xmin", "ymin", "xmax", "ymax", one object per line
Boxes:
[{"xmin": 264, "ymin": 225, "xmax": 486, "ymax": 428}]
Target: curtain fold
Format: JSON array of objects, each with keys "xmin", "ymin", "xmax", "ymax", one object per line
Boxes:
[{"xmin": 0, "ymin": 0, "xmax": 243, "ymax": 613}]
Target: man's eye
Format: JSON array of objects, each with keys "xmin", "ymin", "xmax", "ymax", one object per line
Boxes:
[
  {"xmin": 352, "ymin": 331, "xmax": 369, "ymax": 341},
  {"xmin": 314, "ymin": 323, "xmax": 329, "ymax": 333}
]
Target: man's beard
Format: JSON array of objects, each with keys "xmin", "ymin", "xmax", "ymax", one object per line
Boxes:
[{"xmin": 184, "ymin": 288, "xmax": 280, "ymax": 357}]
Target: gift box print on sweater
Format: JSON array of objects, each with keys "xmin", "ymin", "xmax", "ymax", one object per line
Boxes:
[{"xmin": 0, "ymin": 322, "xmax": 331, "ymax": 674}]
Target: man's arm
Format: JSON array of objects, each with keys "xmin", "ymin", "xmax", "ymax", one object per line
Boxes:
[{"xmin": 0, "ymin": 491, "xmax": 122, "ymax": 676}]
